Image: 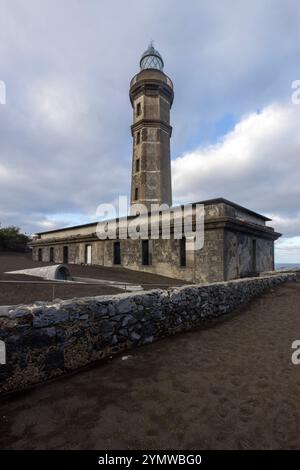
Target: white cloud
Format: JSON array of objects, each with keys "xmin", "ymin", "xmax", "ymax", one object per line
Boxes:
[
  {"xmin": 269, "ymin": 214, "xmax": 300, "ymax": 238},
  {"xmin": 172, "ymin": 102, "xmax": 300, "ymax": 261},
  {"xmin": 276, "ymin": 237, "xmax": 300, "ymax": 263},
  {"xmin": 0, "ymin": 163, "xmax": 10, "ymax": 180},
  {"xmin": 173, "ymin": 103, "xmax": 300, "ymax": 219}
]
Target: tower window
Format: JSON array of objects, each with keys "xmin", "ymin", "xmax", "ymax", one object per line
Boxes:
[
  {"xmin": 136, "ymin": 102, "xmax": 141, "ymax": 116},
  {"xmin": 180, "ymin": 238, "xmax": 186, "ymax": 267},
  {"xmin": 136, "ymin": 159, "xmax": 140, "ymax": 172},
  {"xmin": 142, "ymin": 240, "xmax": 152, "ymax": 266},
  {"xmin": 113, "ymin": 242, "xmax": 121, "ymax": 265},
  {"xmin": 135, "ymin": 187, "xmax": 139, "ymax": 200},
  {"xmin": 136, "ymin": 131, "xmax": 141, "ymax": 144}
]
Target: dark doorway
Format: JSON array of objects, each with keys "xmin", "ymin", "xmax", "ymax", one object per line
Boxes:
[
  {"xmin": 252, "ymin": 240, "xmax": 257, "ymax": 272},
  {"xmin": 63, "ymin": 246, "xmax": 69, "ymax": 264},
  {"xmin": 56, "ymin": 266, "xmax": 70, "ymax": 280},
  {"xmin": 38, "ymin": 248, "xmax": 42, "ymax": 262},
  {"xmin": 113, "ymin": 242, "xmax": 121, "ymax": 265},
  {"xmin": 180, "ymin": 237, "xmax": 186, "ymax": 267},
  {"xmin": 49, "ymin": 247, "xmax": 54, "ymax": 262},
  {"xmin": 142, "ymin": 240, "xmax": 152, "ymax": 266}
]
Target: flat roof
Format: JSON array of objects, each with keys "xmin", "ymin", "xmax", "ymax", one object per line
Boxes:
[
  {"xmin": 35, "ymin": 198, "xmax": 271, "ymax": 236},
  {"xmin": 194, "ymin": 198, "xmax": 272, "ymax": 222}
]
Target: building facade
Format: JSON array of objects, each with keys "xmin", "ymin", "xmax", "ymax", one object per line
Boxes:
[{"xmin": 32, "ymin": 45, "xmax": 281, "ymax": 283}]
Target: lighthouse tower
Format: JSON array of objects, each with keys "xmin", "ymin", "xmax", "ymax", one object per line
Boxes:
[{"xmin": 129, "ymin": 43, "xmax": 174, "ymax": 211}]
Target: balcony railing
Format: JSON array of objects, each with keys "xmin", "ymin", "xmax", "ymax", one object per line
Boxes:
[{"xmin": 130, "ymin": 73, "xmax": 173, "ymax": 89}]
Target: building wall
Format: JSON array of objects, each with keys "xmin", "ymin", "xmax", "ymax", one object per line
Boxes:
[
  {"xmin": 33, "ymin": 241, "xmax": 105, "ymax": 266},
  {"xmin": 32, "ymin": 201, "xmax": 279, "ymax": 283},
  {"xmin": 32, "ymin": 228, "xmax": 225, "ymax": 283},
  {"xmin": 121, "ymin": 238, "xmax": 195, "ymax": 282},
  {"xmin": 224, "ymin": 204, "xmax": 267, "ymax": 227},
  {"xmin": 35, "ymin": 224, "xmax": 97, "ymax": 241},
  {"xmin": 256, "ymin": 238, "xmax": 274, "ymax": 272},
  {"xmin": 32, "ymin": 228, "xmax": 274, "ymax": 283},
  {"xmin": 194, "ymin": 229, "xmax": 225, "ymax": 283}
]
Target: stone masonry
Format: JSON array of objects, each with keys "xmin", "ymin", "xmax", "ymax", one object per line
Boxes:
[{"xmin": 31, "ymin": 45, "xmax": 281, "ymax": 283}]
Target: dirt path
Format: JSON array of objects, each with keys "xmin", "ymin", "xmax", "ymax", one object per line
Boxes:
[{"xmin": 0, "ymin": 282, "xmax": 300, "ymax": 450}]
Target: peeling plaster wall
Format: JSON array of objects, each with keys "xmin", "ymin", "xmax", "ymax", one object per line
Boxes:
[{"xmin": 224, "ymin": 230, "xmax": 274, "ymax": 280}]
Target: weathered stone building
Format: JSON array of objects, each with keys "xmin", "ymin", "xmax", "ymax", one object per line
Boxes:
[{"xmin": 32, "ymin": 44, "xmax": 281, "ymax": 283}]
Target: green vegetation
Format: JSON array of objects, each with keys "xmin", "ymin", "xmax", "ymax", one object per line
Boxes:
[{"xmin": 0, "ymin": 225, "xmax": 31, "ymax": 252}]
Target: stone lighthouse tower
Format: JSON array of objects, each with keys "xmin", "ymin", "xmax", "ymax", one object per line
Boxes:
[{"xmin": 129, "ymin": 43, "xmax": 174, "ymax": 211}]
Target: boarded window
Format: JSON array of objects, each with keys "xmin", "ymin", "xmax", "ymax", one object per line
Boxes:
[
  {"xmin": 142, "ymin": 240, "xmax": 152, "ymax": 266},
  {"xmin": 180, "ymin": 238, "xmax": 186, "ymax": 267},
  {"xmin": 49, "ymin": 247, "xmax": 54, "ymax": 262},
  {"xmin": 113, "ymin": 241, "xmax": 121, "ymax": 265},
  {"xmin": 63, "ymin": 246, "xmax": 69, "ymax": 264},
  {"xmin": 252, "ymin": 240, "xmax": 257, "ymax": 272}
]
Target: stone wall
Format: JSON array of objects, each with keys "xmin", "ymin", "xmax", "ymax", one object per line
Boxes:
[{"xmin": 0, "ymin": 273, "xmax": 295, "ymax": 394}]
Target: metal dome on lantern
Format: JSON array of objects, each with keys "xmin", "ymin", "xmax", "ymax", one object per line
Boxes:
[{"xmin": 140, "ymin": 41, "xmax": 164, "ymax": 71}]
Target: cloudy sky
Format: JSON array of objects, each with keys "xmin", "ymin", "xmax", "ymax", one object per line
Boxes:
[{"xmin": 0, "ymin": 0, "xmax": 300, "ymax": 262}]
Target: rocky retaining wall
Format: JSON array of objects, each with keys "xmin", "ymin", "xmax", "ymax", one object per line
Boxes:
[{"xmin": 0, "ymin": 273, "xmax": 296, "ymax": 394}]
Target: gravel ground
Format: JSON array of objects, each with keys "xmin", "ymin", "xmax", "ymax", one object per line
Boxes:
[
  {"xmin": 0, "ymin": 252, "xmax": 186, "ymax": 305},
  {"xmin": 0, "ymin": 282, "xmax": 299, "ymax": 450}
]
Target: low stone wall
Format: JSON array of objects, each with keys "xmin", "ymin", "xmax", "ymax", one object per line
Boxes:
[{"xmin": 0, "ymin": 273, "xmax": 296, "ymax": 394}]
